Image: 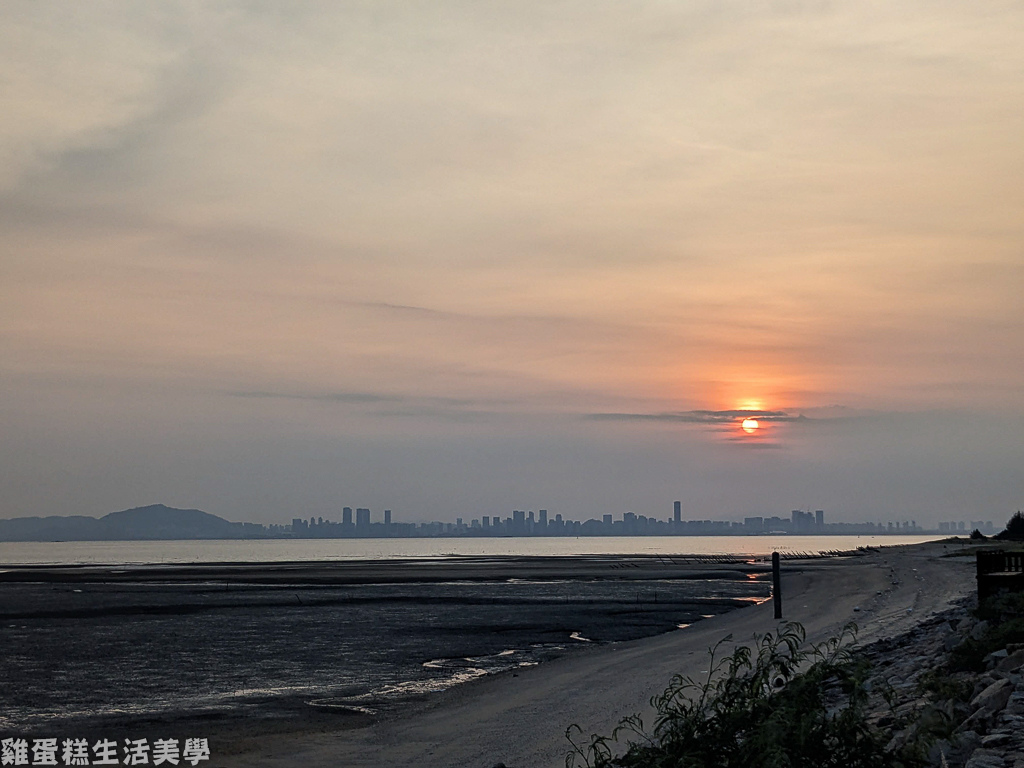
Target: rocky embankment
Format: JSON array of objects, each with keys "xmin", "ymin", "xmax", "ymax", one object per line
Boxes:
[{"xmin": 856, "ymin": 597, "xmax": 1024, "ymax": 768}]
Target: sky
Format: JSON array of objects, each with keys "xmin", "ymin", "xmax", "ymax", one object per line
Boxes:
[{"xmin": 2, "ymin": 1, "xmax": 1022, "ymax": 527}]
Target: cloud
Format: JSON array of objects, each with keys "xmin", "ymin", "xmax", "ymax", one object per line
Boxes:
[
  {"xmin": 224, "ymin": 388, "xmax": 518, "ymax": 422},
  {"xmin": 586, "ymin": 409, "xmax": 805, "ymax": 424},
  {"xmin": 2, "ymin": 1, "xmax": 1024, "ymax": 522}
]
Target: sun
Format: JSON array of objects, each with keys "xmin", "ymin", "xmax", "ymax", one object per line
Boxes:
[{"xmin": 741, "ymin": 418, "xmax": 759, "ymax": 434}]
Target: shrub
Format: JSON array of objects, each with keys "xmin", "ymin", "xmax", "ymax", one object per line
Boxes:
[
  {"xmin": 950, "ymin": 593, "xmax": 1024, "ymax": 672},
  {"xmin": 996, "ymin": 511, "xmax": 1024, "ymax": 540},
  {"xmin": 566, "ymin": 622, "xmax": 923, "ymax": 768},
  {"xmin": 917, "ymin": 667, "xmax": 974, "ymax": 703}
]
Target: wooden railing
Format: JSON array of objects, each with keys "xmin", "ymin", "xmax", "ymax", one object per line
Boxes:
[
  {"xmin": 977, "ymin": 550, "xmax": 1024, "ymax": 576},
  {"xmin": 977, "ymin": 549, "xmax": 1024, "ymax": 602}
]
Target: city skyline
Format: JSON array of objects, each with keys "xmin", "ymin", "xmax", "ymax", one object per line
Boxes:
[
  {"xmin": 2, "ymin": 2, "xmax": 1022, "ymax": 524},
  {"xmin": 2, "ymin": 500, "xmax": 1002, "ymax": 542},
  {"xmin": 281, "ymin": 503, "xmax": 997, "ymax": 538}
]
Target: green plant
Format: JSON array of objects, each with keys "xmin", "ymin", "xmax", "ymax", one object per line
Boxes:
[
  {"xmin": 996, "ymin": 511, "xmax": 1024, "ymax": 540},
  {"xmin": 950, "ymin": 619, "xmax": 1024, "ymax": 672},
  {"xmin": 566, "ymin": 622, "xmax": 923, "ymax": 768},
  {"xmin": 976, "ymin": 590, "xmax": 1024, "ymax": 624},
  {"xmin": 950, "ymin": 591, "xmax": 1024, "ymax": 671},
  {"xmin": 917, "ymin": 667, "xmax": 974, "ymax": 703}
]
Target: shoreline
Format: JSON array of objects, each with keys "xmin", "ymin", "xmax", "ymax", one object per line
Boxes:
[
  {"xmin": 0, "ymin": 533, "xmax": 943, "ymax": 567},
  {"xmin": 0, "ymin": 540, "xmax": 983, "ymax": 767},
  {"xmin": 0, "ymin": 553, "xmax": 773, "ymax": 742},
  {"xmin": 213, "ymin": 540, "xmax": 979, "ymax": 767}
]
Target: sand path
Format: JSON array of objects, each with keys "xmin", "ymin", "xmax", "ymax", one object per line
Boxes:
[{"xmin": 220, "ymin": 541, "xmax": 975, "ymax": 768}]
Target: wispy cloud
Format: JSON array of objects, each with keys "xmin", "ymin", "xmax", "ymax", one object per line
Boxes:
[
  {"xmin": 586, "ymin": 409, "xmax": 805, "ymax": 424},
  {"xmin": 226, "ymin": 388, "xmax": 503, "ymax": 410}
]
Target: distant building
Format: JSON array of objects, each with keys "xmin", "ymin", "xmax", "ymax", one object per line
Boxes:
[
  {"xmin": 356, "ymin": 508, "xmax": 370, "ymax": 531},
  {"xmin": 673, "ymin": 501, "xmax": 681, "ymax": 524},
  {"xmin": 791, "ymin": 509, "xmax": 814, "ymax": 533}
]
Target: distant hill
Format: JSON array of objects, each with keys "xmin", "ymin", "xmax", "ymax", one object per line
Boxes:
[{"xmin": 0, "ymin": 504, "xmax": 263, "ymax": 541}]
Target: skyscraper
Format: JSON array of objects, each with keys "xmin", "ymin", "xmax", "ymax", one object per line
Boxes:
[{"xmin": 356, "ymin": 508, "xmax": 370, "ymax": 531}]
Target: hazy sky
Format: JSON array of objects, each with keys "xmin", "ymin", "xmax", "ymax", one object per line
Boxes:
[{"xmin": 2, "ymin": 1, "xmax": 1022, "ymax": 526}]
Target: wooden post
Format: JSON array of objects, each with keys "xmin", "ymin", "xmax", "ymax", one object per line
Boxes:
[{"xmin": 772, "ymin": 551, "xmax": 782, "ymax": 620}]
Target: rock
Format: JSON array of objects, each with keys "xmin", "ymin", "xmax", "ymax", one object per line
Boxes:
[
  {"xmin": 970, "ymin": 679, "xmax": 1011, "ymax": 716},
  {"xmin": 985, "ymin": 648, "xmax": 1010, "ymax": 668},
  {"xmin": 982, "ymin": 732, "xmax": 1011, "ymax": 747},
  {"xmin": 959, "ymin": 706, "xmax": 996, "ymax": 733},
  {"xmin": 971, "ymin": 679, "xmax": 1013, "ymax": 714},
  {"xmin": 955, "ymin": 730, "xmax": 983, "ymax": 753},
  {"xmin": 927, "ymin": 738, "xmax": 951, "ymax": 765},
  {"xmin": 1005, "ymin": 692, "xmax": 1024, "ymax": 716},
  {"xmin": 996, "ymin": 649, "xmax": 1024, "ymax": 673},
  {"xmin": 965, "ymin": 748, "xmax": 1006, "ymax": 768},
  {"xmin": 971, "ymin": 621, "xmax": 991, "ymax": 640}
]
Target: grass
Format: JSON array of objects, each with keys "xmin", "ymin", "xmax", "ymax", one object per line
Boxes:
[{"xmin": 566, "ymin": 622, "xmax": 924, "ymax": 768}]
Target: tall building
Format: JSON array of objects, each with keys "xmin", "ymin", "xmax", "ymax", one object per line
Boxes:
[
  {"xmin": 384, "ymin": 509, "xmax": 392, "ymax": 526},
  {"xmin": 513, "ymin": 509, "xmax": 525, "ymax": 534},
  {"xmin": 791, "ymin": 509, "xmax": 814, "ymax": 533},
  {"xmin": 673, "ymin": 501, "xmax": 681, "ymax": 524},
  {"xmin": 342, "ymin": 507, "xmax": 353, "ymax": 526},
  {"xmin": 538, "ymin": 509, "xmax": 548, "ymax": 530},
  {"xmin": 356, "ymin": 508, "xmax": 370, "ymax": 530},
  {"xmin": 815, "ymin": 509, "xmax": 824, "ymax": 529}
]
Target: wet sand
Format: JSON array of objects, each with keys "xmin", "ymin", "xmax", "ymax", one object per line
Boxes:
[
  {"xmin": 0, "ymin": 553, "xmax": 776, "ymax": 586},
  {"xmin": 1, "ymin": 543, "xmax": 977, "ymax": 767},
  {"xmin": 211, "ymin": 541, "xmax": 977, "ymax": 768},
  {"xmin": 0, "ymin": 553, "xmax": 772, "ymax": 750}
]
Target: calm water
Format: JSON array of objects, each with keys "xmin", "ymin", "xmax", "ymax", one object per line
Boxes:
[
  {"xmin": 1, "ymin": 570, "xmax": 768, "ymax": 733},
  {"xmin": 0, "ymin": 535, "xmax": 939, "ymax": 566}
]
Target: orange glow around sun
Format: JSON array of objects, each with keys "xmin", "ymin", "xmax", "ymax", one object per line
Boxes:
[{"xmin": 741, "ymin": 418, "xmax": 759, "ymax": 434}]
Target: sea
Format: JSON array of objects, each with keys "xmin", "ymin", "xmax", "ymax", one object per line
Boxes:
[
  {"xmin": 0, "ymin": 535, "xmax": 939, "ymax": 736},
  {"xmin": 0, "ymin": 534, "xmax": 938, "ymax": 565}
]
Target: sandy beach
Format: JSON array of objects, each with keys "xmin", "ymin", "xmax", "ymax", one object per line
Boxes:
[{"xmin": 202, "ymin": 540, "xmax": 976, "ymax": 768}]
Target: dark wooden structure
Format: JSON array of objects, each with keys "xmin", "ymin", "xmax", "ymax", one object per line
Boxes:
[{"xmin": 977, "ymin": 549, "xmax": 1024, "ymax": 603}]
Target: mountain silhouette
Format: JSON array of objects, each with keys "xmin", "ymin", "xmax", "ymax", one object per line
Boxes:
[{"xmin": 0, "ymin": 504, "xmax": 257, "ymax": 541}]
